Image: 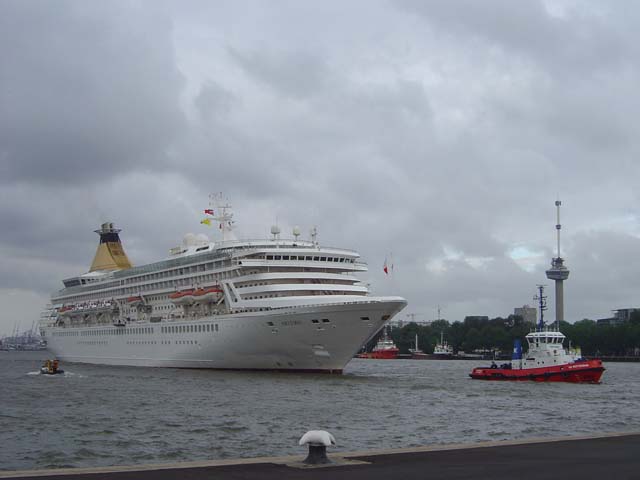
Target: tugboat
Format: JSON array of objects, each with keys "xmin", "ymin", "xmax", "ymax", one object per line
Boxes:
[
  {"xmin": 470, "ymin": 286, "xmax": 605, "ymax": 383},
  {"xmin": 431, "ymin": 331, "xmax": 454, "ymax": 359},
  {"xmin": 469, "ymin": 333, "xmax": 604, "ymax": 383},
  {"xmin": 40, "ymin": 359, "xmax": 64, "ymax": 375},
  {"xmin": 356, "ymin": 327, "xmax": 399, "ymax": 359}
]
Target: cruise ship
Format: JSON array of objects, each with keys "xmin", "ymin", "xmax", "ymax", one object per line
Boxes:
[{"xmin": 39, "ymin": 200, "xmax": 407, "ymax": 373}]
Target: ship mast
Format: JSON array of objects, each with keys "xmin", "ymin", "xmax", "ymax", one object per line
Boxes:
[
  {"xmin": 208, "ymin": 193, "xmax": 237, "ymax": 242},
  {"xmin": 533, "ymin": 284, "xmax": 547, "ymax": 331}
]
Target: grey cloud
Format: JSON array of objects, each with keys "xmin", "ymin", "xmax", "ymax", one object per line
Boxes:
[
  {"xmin": 0, "ymin": 1, "xmax": 186, "ymax": 185},
  {"xmin": 194, "ymin": 81, "xmax": 239, "ymax": 122},
  {"xmin": 397, "ymin": 0, "xmax": 636, "ymax": 75},
  {"xmin": 228, "ymin": 48, "xmax": 333, "ymax": 99}
]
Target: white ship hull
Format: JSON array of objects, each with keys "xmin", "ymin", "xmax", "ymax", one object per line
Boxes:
[{"xmin": 44, "ymin": 298, "xmax": 406, "ymax": 373}]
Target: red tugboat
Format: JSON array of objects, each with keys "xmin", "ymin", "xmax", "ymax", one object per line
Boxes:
[
  {"xmin": 469, "ymin": 330, "xmax": 604, "ymax": 383},
  {"xmin": 356, "ymin": 328, "xmax": 399, "ymax": 359}
]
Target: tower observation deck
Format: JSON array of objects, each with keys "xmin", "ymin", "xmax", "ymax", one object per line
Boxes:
[{"xmin": 545, "ymin": 201, "xmax": 570, "ymax": 323}]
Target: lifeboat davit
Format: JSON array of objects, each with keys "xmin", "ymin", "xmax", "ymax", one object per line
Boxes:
[
  {"xmin": 192, "ymin": 286, "xmax": 223, "ymax": 303},
  {"xmin": 469, "ymin": 330, "xmax": 605, "ymax": 384},
  {"xmin": 169, "ymin": 289, "xmax": 195, "ymax": 305}
]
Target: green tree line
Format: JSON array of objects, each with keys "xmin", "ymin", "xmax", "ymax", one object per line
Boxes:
[{"xmin": 365, "ymin": 312, "xmax": 640, "ymax": 356}]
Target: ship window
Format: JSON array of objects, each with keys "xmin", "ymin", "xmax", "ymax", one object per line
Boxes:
[
  {"xmin": 311, "ymin": 319, "xmax": 319, "ymax": 324},
  {"xmin": 206, "ymin": 324, "xmax": 210, "ymax": 332},
  {"xmin": 360, "ymin": 316, "xmax": 370, "ymax": 321},
  {"xmin": 320, "ymin": 257, "xmax": 326, "ymax": 261},
  {"xmin": 322, "ymin": 318, "xmax": 330, "ymax": 323},
  {"xmin": 283, "ymin": 255, "xmax": 289, "ymax": 260},
  {"xmin": 215, "ymin": 324, "xmax": 219, "ymax": 331},
  {"xmin": 267, "ymin": 255, "xmax": 274, "ymax": 260},
  {"xmin": 306, "ymin": 256, "xmax": 312, "ymax": 260},
  {"xmin": 313, "ymin": 256, "xmax": 319, "ymax": 261}
]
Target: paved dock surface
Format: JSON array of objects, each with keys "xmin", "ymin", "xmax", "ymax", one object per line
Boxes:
[{"xmin": 3, "ymin": 432, "xmax": 639, "ymax": 480}]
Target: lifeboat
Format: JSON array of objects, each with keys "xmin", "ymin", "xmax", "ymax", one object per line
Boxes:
[
  {"xmin": 469, "ymin": 330, "xmax": 605, "ymax": 384},
  {"xmin": 169, "ymin": 289, "xmax": 195, "ymax": 305},
  {"xmin": 58, "ymin": 305, "xmax": 75, "ymax": 316},
  {"xmin": 127, "ymin": 296, "xmax": 143, "ymax": 304},
  {"xmin": 192, "ymin": 286, "xmax": 223, "ymax": 303}
]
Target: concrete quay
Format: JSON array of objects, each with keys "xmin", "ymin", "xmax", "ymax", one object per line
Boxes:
[{"xmin": 2, "ymin": 431, "xmax": 638, "ymax": 480}]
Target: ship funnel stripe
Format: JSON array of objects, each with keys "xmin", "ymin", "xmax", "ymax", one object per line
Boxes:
[{"xmin": 99, "ymin": 232, "xmax": 122, "ymax": 244}]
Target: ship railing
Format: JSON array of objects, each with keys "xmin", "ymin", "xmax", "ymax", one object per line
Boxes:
[{"xmin": 215, "ymin": 238, "xmax": 360, "ymax": 256}]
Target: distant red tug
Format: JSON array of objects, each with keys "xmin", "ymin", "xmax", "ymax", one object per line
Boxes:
[
  {"xmin": 470, "ymin": 329, "xmax": 605, "ymax": 384},
  {"xmin": 356, "ymin": 329, "xmax": 399, "ymax": 359}
]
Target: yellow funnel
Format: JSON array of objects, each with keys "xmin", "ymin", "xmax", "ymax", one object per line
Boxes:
[{"xmin": 89, "ymin": 222, "xmax": 132, "ymax": 272}]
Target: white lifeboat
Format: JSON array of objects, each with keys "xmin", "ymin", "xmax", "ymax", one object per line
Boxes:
[
  {"xmin": 192, "ymin": 286, "xmax": 223, "ymax": 303},
  {"xmin": 169, "ymin": 289, "xmax": 195, "ymax": 305}
]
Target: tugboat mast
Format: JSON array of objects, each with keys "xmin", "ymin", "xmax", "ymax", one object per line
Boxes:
[{"xmin": 533, "ymin": 284, "xmax": 547, "ymax": 331}]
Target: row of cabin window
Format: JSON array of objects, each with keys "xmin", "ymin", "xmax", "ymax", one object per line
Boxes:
[
  {"xmin": 264, "ymin": 255, "xmax": 353, "ymax": 263},
  {"xmin": 123, "ymin": 261, "xmax": 228, "ymax": 285},
  {"xmin": 265, "ymin": 319, "xmax": 330, "ymax": 326},
  {"xmin": 161, "ymin": 324, "xmax": 219, "ymax": 334},
  {"xmin": 82, "ymin": 327, "xmax": 153, "ymax": 336},
  {"xmin": 52, "ymin": 330, "xmax": 79, "ymax": 336}
]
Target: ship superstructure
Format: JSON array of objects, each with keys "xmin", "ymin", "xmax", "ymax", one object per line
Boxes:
[{"xmin": 40, "ymin": 200, "xmax": 406, "ymax": 372}]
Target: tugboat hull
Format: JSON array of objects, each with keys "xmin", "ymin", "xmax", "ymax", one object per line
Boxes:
[{"xmin": 469, "ymin": 359, "xmax": 604, "ymax": 383}]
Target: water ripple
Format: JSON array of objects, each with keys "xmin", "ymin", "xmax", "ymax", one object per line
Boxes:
[{"xmin": 2, "ymin": 352, "xmax": 639, "ymax": 471}]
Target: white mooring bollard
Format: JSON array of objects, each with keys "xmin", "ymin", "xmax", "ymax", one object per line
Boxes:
[{"xmin": 298, "ymin": 430, "xmax": 336, "ymax": 465}]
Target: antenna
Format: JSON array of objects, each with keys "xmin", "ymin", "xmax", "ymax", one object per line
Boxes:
[
  {"xmin": 555, "ymin": 199, "xmax": 562, "ymax": 259},
  {"xmin": 533, "ymin": 284, "xmax": 547, "ymax": 331},
  {"xmin": 207, "ymin": 193, "xmax": 237, "ymax": 242}
]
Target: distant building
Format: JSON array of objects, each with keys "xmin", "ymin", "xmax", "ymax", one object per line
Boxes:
[
  {"xmin": 514, "ymin": 305, "xmax": 537, "ymax": 324},
  {"xmin": 597, "ymin": 308, "xmax": 640, "ymax": 326},
  {"xmin": 613, "ymin": 308, "xmax": 640, "ymax": 322}
]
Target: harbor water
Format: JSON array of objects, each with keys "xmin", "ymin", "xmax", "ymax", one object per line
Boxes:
[{"xmin": 1, "ymin": 351, "xmax": 639, "ymax": 471}]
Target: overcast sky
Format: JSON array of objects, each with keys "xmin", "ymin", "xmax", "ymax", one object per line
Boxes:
[{"xmin": 2, "ymin": 0, "xmax": 640, "ymax": 336}]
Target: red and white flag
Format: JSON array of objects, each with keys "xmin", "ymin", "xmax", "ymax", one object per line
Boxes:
[{"xmin": 383, "ymin": 257, "xmax": 389, "ymax": 275}]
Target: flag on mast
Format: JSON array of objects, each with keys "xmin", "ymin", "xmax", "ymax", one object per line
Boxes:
[
  {"xmin": 383, "ymin": 257, "xmax": 389, "ymax": 275},
  {"xmin": 200, "ymin": 218, "xmax": 212, "ymax": 226}
]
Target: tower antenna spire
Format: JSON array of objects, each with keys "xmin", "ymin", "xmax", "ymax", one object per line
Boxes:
[{"xmin": 556, "ymin": 199, "xmax": 562, "ymax": 259}]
